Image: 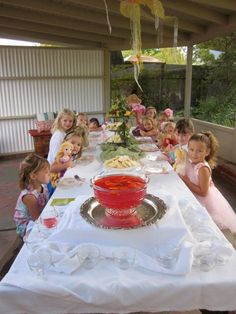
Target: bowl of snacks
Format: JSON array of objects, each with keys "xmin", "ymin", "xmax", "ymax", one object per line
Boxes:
[{"xmin": 103, "ymin": 155, "xmax": 141, "ymax": 172}]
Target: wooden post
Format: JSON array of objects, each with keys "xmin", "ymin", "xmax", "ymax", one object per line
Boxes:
[
  {"xmin": 184, "ymin": 44, "xmax": 193, "ymax": 118},
  {"xmin": 104, "ymin": 48, "xmax": 111, "ymax": 116}
]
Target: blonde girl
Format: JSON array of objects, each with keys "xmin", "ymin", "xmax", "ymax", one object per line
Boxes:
[
  {"xmin": 132, "ymin": 116, "xmax": 159, "ymax": 142},
  {"xmin": 50, "ymin": 127, "xmax": 86, "ymax": 188},
  {"xmin": 64, "ymin": 125, "xmax": 89, "ymax": 154},
  {"xmin": 181, "ymin": 131, "xmax": 236, "ymax": 233},
  {"xmin": 47, "ymin": 108, "xmax": 76, "ymax": 164},
  {"xmin": 145, "ymin": 106, "xmax": 158, "ymax": 126},
  {"xmin": 14, "ymin": 154, "xmax": 51, "ymax": 237},
  {"xmin": 77, "ymin": 112, "xmax": 89, "ymax": 128},
  {"xmin": 159, "ymin": 121, "xmax": 177, "ymax": 150}
]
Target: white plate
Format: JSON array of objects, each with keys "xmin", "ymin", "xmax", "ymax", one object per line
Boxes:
[
  {"xmin": 58, "ymin": 177, "xmax": 83, "ymax": 188},
  {"xmin": 134, "ymin": 136, "xmax": 153, "ymax": 144},
  {"xmin": 138, "ymin": 143, "xmax": 159, "ymax": 152},
  {"xmin": 143, "ymin": 165, "xmax": 168, "ymax": 174},
  {"xmin": 103, "ymin": 164, "xmax": 141, "ymax": 172}
]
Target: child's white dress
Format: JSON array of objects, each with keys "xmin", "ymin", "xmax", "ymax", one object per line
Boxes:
[
  {"xmin": 185, "ymin": 160, "xmax": 236, "ymax": 233},
  {"xmin": 47, "ymin": 129, "xmax": 65, "ymax": 164}
]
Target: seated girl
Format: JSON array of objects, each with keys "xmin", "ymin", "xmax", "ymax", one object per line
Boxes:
[
  {"xmin": 50, "ymin": 128, "xmax": 85, "ymax": 188},
  {"xmin": 126, "ymin": 93, "xmax": 146, "ymax": 126},
  {"xmin": 77, "ymin": 112, "xmax": 89, "ymax": 129},
  {"xmin": 157, "ymin": 108, "xmax": 174, "ymax": 132},
  {"xmin": 132, "ymin": 116, "xmax": 159, "ymax": 141},
  {"xmin": 158, "ymin": 121, "xmax": 177, "ymax": 151},
  {"xmin": 89, "ymin": 118, "xmax": 102, "ymax": 132},
  {"xmin": 145, "ymin": 106, "xmax": 158, "ymax": 127},
  {"xmin": 50, "ymin": 141, "xmax": 74, "ymax": 188},
  {"xmin": 14, "ymin": 154, "xmax": 51, "ymax": 238}
]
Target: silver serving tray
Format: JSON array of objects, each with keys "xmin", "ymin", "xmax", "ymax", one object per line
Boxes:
[{"xmin": 80, "ymin": 194, "xmax": 167, "ymax": 230}]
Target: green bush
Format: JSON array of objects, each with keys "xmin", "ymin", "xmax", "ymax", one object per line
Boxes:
[{"xmin": 191, "ymin": 96, "xmax": 235, "ymax": 127}]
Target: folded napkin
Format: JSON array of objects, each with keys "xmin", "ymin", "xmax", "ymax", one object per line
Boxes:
[
  {"xmin": 178, "ymin": 198, "xmax": 235, "ymax": 267},
  {"xmin": 42, "ymin": 242, "xmax": 81, "ymax": 274},
  {"xmin": 44, "ymin": 191, "xmax": 195, "ymax": 276},
  {"xmin": 27, "ymin": 240, "xmax": 193, "ymax": 276}
]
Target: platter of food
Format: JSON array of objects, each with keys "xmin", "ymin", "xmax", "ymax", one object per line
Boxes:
[
  {"xmin": 103, "ymin": 155, "xmax": 141, "ymax": 171},
  {"xmin": 105, "ymin": 122, "xmax": 122, "ymax": 131},
  {"xmin": 106, "ymin": 134, "xmax": 123, "ymax": 144}
]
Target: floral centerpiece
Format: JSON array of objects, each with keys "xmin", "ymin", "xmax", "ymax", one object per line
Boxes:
[
  {"xmin": 107, "ymin": 96, "xmax": 133, "ymax": 145},
  {"xmin": 101, "ymin": 96, "xmax": 145, "ymax": 161}
]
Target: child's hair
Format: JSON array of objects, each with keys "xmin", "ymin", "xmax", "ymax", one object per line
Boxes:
[
  {"xmin": 55, "ymin": 141, "xmax": 74, "ymax": 163},
  {"xmin": 142, "ymin": 116, "xmax": 155, "ymax": 129},
  {"xmin": 145, "ymin": 106, "xmax": 157, "ymax": 119},
  {"xmin": 158, "ymin": 111, "xmax": 168, "ymax": 122},
  {"xmin": 64, "ymin": 126, "xmax": 89, "ymax": 148},
  {"xmin": 175, "ymin": 118, "xmax": 194, "ymax": 134},
  {"xmin": 52, "ymin": 108, "xmax": 76, "ymax": 133},
  {"xmin": 189, "ymin": 131, "xmax": 219, "ymax": 169},
  {"xmin": 19, "ymin": 153, "xmax": 50, "ymax": 190},
  {"xmin": 162, "ymin": 121, "xmax": 176, "ymax": 133},
  {"xmin": 89, "ymin": 118, "xmax": 100, "ymax": 127},
  {"xmin": 77, "ymin": 112, "xmax": 89, "ymax": 124}
]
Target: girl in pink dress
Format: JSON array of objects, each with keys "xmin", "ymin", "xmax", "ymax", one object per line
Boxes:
[
  {"xmin": 14, "ymin": 154, "xmax": 51, "ymax": 237},
  {"xmin": 181, "ymin": 131, "xmax": 236, "ymax": 233}
]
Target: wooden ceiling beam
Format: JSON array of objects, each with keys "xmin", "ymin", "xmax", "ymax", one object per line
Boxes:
[
  {"xmin": 162, "ymin": 0, "xmax": 228, "ymax": 25},
  {"xmin": 0, "ymin": 5, "xmax": 129, "ymax": 39},
  {"xmin": 190, "ymin": 0, "xmax": 236, "ymax": 12},
  {"xmin": 0, "ymin": 0, "xmax": 125, "ymax": 28},
  {"xmin": 0, "ymin": 16, "xmax": 128, "ymax": 45},
  {"xmin": 190, "ymin": 13, "xmax": 236, "ymax": 44},
  {"xmin": 0, "ymin": 1, "xmax": 189, "ymax": 42},
  {"xmin": 0, "ymin": 0, "xmax": 155, "ymax": 36},
  {"xmin": 0, "ymin": 15, "xmax": 189, "ymax": 49},
  {"xmin": 65, "ymin": 0, "xmax": 120, "ymax": 14},
  {"xmin": 0, "ymin": 27, "xmax": 101, "ymax": 47},
  {"xmin": 0, "ymin": 0, "xmax": 203, "ymax": 37}
]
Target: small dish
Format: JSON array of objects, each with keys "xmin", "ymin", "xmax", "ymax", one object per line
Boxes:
[
  {"xmin": 138, "ymin": 143, "xmax": 159, "ymax": 152},
  {"xmin": 58, "ymin": 177, "xmax": 83, "ymax": 188},
  {"xmin": 143, "ymin": 164, "xmax": 168, "ymax": 174},
  {"xmin": 134, "ymin": 137, "xmax": 153, "ymax": 144}
]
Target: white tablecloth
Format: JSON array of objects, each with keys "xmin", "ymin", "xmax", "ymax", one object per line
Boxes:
[{"xmin": 0, "ymin": 141, "xmax": 236, "ymax": 314}]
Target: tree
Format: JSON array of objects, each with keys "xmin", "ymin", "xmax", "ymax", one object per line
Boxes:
[{"xmin": 192, "ymin": 33, "xmax": 236, "ymax": 127}]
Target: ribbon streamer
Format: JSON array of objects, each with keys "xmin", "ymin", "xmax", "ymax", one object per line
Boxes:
[
  {"xmin": 103, "ymin": 0, "xmax": 112, "ymax": 34},
  {"xmin": 120, "ymin": 0, "xmax": 175, "ymax": 90}
]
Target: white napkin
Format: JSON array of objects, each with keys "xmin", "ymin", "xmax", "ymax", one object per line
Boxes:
[
  {"xmin": 178, "ymin": 198, "xmax": 235, "ymax": 265},
  {"xmin": 46, "ymin": 191, "xmax": 195, "ymax": 275},
  {"xmin": 42, "ymin": 242, "xmax": 81, "ymax": 274},
  {"xmin": 30, "ymin": 240, "xmax": 193, "ymax": 276}
]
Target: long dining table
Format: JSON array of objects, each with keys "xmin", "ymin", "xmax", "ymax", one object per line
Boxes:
[{"xmin": 0, "ymin": 133, "xmax": 236, "ymax": 314}]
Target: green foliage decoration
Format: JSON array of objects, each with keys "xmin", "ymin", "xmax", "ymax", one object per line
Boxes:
[{"xmin": 107, "ymin": 95, "xmax": 133, "ymax": 145}]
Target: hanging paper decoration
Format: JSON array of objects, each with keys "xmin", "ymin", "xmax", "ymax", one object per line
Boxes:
[{"xmin": 120, "ymin": 0, "xmax": 178, "ymax": 90}]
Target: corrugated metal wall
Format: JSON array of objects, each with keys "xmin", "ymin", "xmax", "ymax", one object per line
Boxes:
[{"xmin": 0, "ymin": 47, "xmax": 105, "ymax": 155}]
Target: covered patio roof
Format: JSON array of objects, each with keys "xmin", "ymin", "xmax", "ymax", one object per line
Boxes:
[{"xmin": 0, "ymin": 0, "xmax": 235, "ymax": 49}]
